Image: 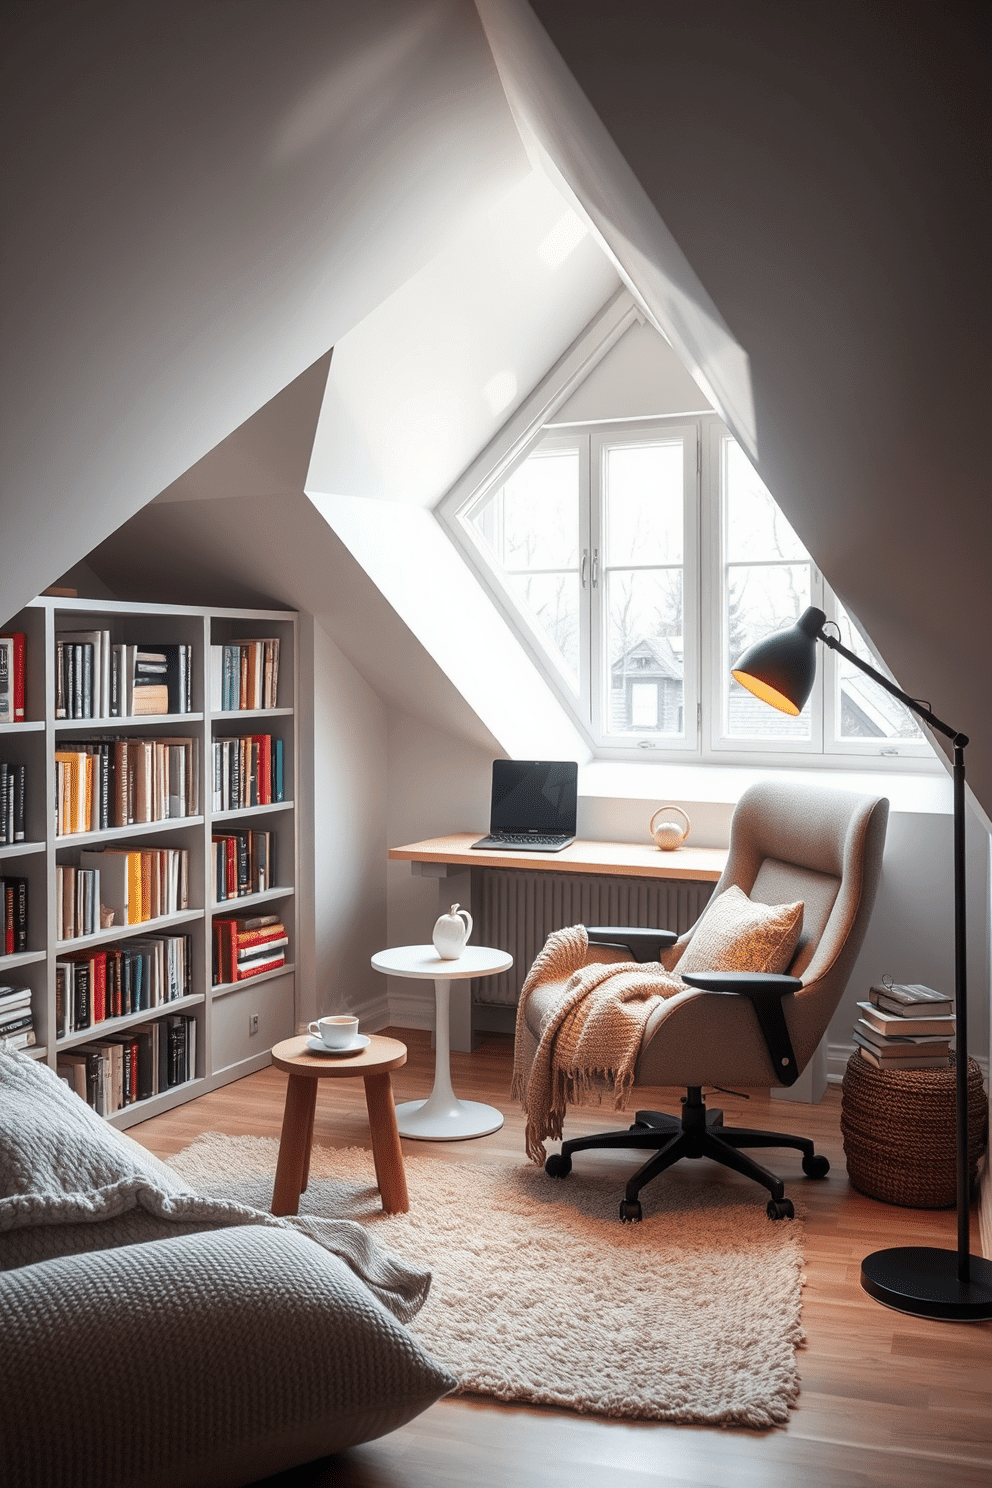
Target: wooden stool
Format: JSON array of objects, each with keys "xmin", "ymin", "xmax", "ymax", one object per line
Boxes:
[{"xmin": 270, "ymin": 1034, "xmax": 409, "ymax": 1216}]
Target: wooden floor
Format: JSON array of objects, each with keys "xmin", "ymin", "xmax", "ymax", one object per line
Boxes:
[{"xmin": 130, "ymin": 1029, "xmax": 992, "ymax": 1488}]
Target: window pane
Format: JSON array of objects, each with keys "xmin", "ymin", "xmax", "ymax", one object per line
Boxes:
[
  {"xmin": 470, "ymin": 449, "xmax": 579, "ymax": 570},
  {"xmin": 725, "ymin": 441, "xmax": 807, "ymax": 562},
  {"xmin": 835, "ymin": 606, "xmax": 923, "ymax": 741},
  {"xmin": 466, "ymin": 445, "xmax": 581, "ymax": 691},
  {"xmin": 604, "ymin": 442, "xmax": 683, "ymax": 566},
  {"xmin": 606, "ymin": 569, "xmax": 684, "ymax": 736},
  {"xmin": 725, "ymin": 564, "xmax": 812, "ymax": 738},
  {"xmin": 506, "ymin": 572, "xmax": 580, "ymax": 689}
]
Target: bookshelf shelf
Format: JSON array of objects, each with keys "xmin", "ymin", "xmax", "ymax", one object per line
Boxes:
[
  {"xmin": 1, "ymin": 949, "xmax": 48, "ymax": 971},
  {"xmin": 211, "ymin": 801, "xmax": 294, "ymax": 823},
  {"xmin": 55, "ymin": 907, "xmax": 204, "ymax": 954},
  {"xmin": 55, "ymin": 816, "xmax": 206, "ymax": 847},
  {"xmin": 212, "ymin": 961, "xmax": 296, "ymax": 999},
  {"xmin": 55, "ymin": 993, "xmax": 207, "ymax": 1052},
  {"xmin": 211, "ymin": 885, "xmax": 295, "ymax": 913},
  {"xmin": 0, "ymin": 596, "xmax": 299, "ymax": 1127},
  {"xmin": 210, "ymin": 707, "xmax": 294, "ymax": 721},
  {"xmin": 0, "ymin": 840, "xmax": 46, "ymax": 859},
  {"xmin": 54, "ymin": 713, "xmax": 206, "ymax": 732}
]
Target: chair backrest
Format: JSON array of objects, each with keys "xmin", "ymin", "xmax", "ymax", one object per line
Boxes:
[{"xmin": 680, "ymin": 782, "xmax": 889, "ymax": 1056}]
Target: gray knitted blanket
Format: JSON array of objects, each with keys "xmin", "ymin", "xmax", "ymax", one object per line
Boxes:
[{"xmin": 0, "ymin": 1045, "xmax": 430, "ymax": 1321}]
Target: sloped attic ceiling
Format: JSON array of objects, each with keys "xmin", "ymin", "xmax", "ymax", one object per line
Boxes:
[
  {"xmin": 526, "ymin": 0, "xmax": 992, "ymax": 818},
  {"xmin": 0, "ymin": 0, "xmax": 528, "ymax": 620}
]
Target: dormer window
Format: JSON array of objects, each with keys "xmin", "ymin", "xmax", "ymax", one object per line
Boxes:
[{"xmin": 443, "ymin": 310, "xmax": 927, "ymax": 767}]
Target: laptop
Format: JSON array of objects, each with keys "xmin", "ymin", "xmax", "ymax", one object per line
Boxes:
[{"xmin": 471, "ymin": 760, "xmax": 578, "ymax": 852}]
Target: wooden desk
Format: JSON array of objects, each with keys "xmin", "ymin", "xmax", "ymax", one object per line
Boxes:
[
  {"xmin": 388, "ymin": 832, "xmax": 727, "ymax": 882},
  {"xmin": 388, "ymin": 834, "xmax": 728, "ymax": 1053}
]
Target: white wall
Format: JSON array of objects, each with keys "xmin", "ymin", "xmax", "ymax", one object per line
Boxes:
[
  {"xmin": 305, "ymin": 619, "xmax": 389, "ymax": 1028},
  {"xmin": 1, "ymin": 0, "xmax": 527, "ymax": 621}
]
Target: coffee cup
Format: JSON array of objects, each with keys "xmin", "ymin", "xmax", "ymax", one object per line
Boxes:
[{"xmin": 308, "ymin": 1015, "xmax": 360, "ymax": 1049}]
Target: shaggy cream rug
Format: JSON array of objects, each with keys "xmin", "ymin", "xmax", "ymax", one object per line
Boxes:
[{"xmin": 166, "ymin": 1133, "xmax": 806, "ymax": 1428}]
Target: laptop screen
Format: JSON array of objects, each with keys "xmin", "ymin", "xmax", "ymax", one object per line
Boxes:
[{"xmin": 489, "ymin": 760, "xmax": 577, "ymax": 835}]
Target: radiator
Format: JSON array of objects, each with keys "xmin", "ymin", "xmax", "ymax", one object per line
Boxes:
[{"xmin": 473, "ymin": 868, "xmax": 714, "ymax": 1007}]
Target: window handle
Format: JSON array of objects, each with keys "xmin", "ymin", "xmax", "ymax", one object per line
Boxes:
[
  {"xmin": 580, "ymin": 549, "xmax": 589, "ymax": 588},
  {"xmin": 591, "ymin": 548, "xmax": 599, "ymax": 588}
]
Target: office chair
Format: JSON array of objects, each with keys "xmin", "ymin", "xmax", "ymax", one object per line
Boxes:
[{"xmin": 515, "ymin": 782, "xmax": 889, "ymax": 1220}]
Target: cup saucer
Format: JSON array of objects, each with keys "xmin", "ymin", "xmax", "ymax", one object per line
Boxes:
[{"xmin": 305, "ymin": 1033, "xmax": 371, "ymax": 1056}]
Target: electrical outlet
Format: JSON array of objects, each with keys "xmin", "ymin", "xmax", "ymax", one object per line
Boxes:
[{"xmin": 248, "ymin": 1013, "xmax": 259, "ymax": 1036}]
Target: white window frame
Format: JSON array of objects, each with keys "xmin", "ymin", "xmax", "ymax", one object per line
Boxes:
[
  {"xmin": 439, "ymin": 297, "xmax": 937, "ymax": 772},
  {"xmin": 588, "ymin": 420, "xmax": 700, "ymax": 755}
]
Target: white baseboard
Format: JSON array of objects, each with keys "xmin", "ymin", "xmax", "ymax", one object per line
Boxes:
[{"xmin": 386, "ymin": 985, "xmax": 434, "ymax": 1032}]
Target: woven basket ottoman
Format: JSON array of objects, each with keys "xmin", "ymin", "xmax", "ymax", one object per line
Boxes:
[{"xmin": 841, "ymin": 1053, "xmax": 988, "ymax": 1208}]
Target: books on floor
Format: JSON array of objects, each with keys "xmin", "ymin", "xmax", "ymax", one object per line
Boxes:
[
  {"xmin": 0, "ymin": 983, "xmax": 35, "ymax": 1049},
  {"xmin": 212, "ymin": 914, "xmax": 288, "ymax": 986},
  {"xmin": 854, "ymin": 981, "xmax": 954, "ymax": 1069},
  {"xmin": 209, "ymin": 639, "xmax": 280, "ymax": 711}
]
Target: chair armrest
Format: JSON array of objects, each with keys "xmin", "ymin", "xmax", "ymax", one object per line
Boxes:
[
  {"xmin": 587, "ymin": 926, "xmax": 679, "ymax": 963},
  {"xmin": 680, "ymin": 971, "xmax": 802, "ymax": 1086}
]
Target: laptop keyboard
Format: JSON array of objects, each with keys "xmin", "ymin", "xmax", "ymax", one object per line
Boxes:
[{"xmin": 489, "ymin": 833, "xmax": 571, "ymax": 847}]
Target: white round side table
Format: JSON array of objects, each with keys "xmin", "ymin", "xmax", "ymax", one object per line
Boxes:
[{"xmin": 371, "ymin": 943, "xmax": 513, "ymax": 1140}]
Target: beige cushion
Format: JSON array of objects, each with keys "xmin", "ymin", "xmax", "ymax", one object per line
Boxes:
[{"xmin": 675, "ymin": 885, "xmax": 803, "ymax": 976}]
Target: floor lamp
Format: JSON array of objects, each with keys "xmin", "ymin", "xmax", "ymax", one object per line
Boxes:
[{"xmin": 732, "ymin": 605, "xmax": 992, "ymax": 1321}]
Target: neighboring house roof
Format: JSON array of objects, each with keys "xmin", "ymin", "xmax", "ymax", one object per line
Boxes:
[{"xmin": 611, "ymin": 636, "xmax": 683, "ymax": 682}]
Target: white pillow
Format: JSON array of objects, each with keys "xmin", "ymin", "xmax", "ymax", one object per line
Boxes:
[{"xmin": 676, "ymin": 885, "xmax": 803, "ymax": 976}]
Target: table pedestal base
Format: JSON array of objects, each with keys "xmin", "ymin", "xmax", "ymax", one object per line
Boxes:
[{"xmin": 395, "ymin": 1095, "xmax": 504, "ymax": 1141}]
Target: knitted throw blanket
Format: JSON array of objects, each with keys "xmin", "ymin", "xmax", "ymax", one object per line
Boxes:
[{"xmin": 511, "ymin": 925, "xmax": 685, "ymax": 1164}]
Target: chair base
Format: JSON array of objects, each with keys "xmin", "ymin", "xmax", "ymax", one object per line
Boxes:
[{"xmin": 546, "ymin": 1086, "xmax": 829, "ymax": 1220}]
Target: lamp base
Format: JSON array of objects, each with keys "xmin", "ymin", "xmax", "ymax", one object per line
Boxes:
[{"xmin": 861, "ymin": 1246, "xmax": 992, "ymax": 1320}]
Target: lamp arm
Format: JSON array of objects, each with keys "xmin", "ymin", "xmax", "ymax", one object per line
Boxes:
[{"xmin": 815, "ymin": 626, "xmax": 967, "ymax": 747}]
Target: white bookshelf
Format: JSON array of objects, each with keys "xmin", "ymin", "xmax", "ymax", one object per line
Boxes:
[{"xmin": 0, "ymin": 596, "xmax": 299, "ymax": 1128}]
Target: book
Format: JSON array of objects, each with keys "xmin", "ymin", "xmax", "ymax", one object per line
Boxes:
[
  {"xmin": 868, "ymin": 981, "xmax": 952, "ymax": 1015},
  {"xmin": 0, "ymin": 638, "xmax": 12, "ymax": 724},
  {"xmin": 853, "ymin": 1024, "xmax": 951, "ymax": 1058},
  {"xmin": 855, "ymin": 1000, "xmax": 954, "ymax": 1039},
  {"xmin": 0, "ymin": 632, "xmax": 26, "ymax": 721},
  {"xmin": 858, "ymin": 1045, "xmax": 951, "ymax": 1071}
]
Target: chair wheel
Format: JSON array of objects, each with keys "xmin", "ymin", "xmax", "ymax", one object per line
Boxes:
[
  {"xmin": 802, "ymin": 1152, "xmax": 830, "ymax": 1179},
  {"xmin": 619, "ymin": 1199, "xmax": 642, "ymax": 1223},
  {"xmin": 545, "ymin": 1152, "xmax": 572, "ymax": 1178},
  {"xmin": 766, "ymin": 1198, "xmax": 795, "ymax": 1221}
]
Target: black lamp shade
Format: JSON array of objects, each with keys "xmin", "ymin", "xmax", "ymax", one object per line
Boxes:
[{"xmin": 731, "ymin": 606, "xmax": 826, "ymax": 716}]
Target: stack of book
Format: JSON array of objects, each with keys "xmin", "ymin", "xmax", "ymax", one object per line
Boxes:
[
  {"xmin": 211, "ymin": 830, "xmax": 274, "ymax": 901},
  {"xmin": 0, "ymin": 631, "xmax": 26, "ymax": 723},
  {"xmin": 212, "ymin": 913, "xmax": 288, "ymax": 986},
  {"xmin": 853, "ymin": 981, "xmax": 954, "ymax": 1070},
  {"xmin": 0, "ymin": 762, "xmax": 26, "ymax": 844},
  {"xmin": 57, "ymin": 1014, "xmax": 195, "ymax": 1113},
  {"xmin": 210, "ymin": 639, "xmax": 280, "ymax": 711},
  {"xmin": 54, "ymin": 735, "xmax": 199, "ymax": 835},
  {"xmin": 0, "ymin": 984, "xmax": 35, "ymax": 1049},
  {"xmin": 211, "ymin": 734, "xmax": 284, "ymax": 811},
  {"xmin": 55, "ymin": 931, "xmax": 193, "ymax": 1037},
  {"xmin": 55, "ymin": 636, "xmax": 193, "ymax": 719},
  {"xmin": 0, "ymin": 874, "xmax": 28, "ymax": 955}
]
